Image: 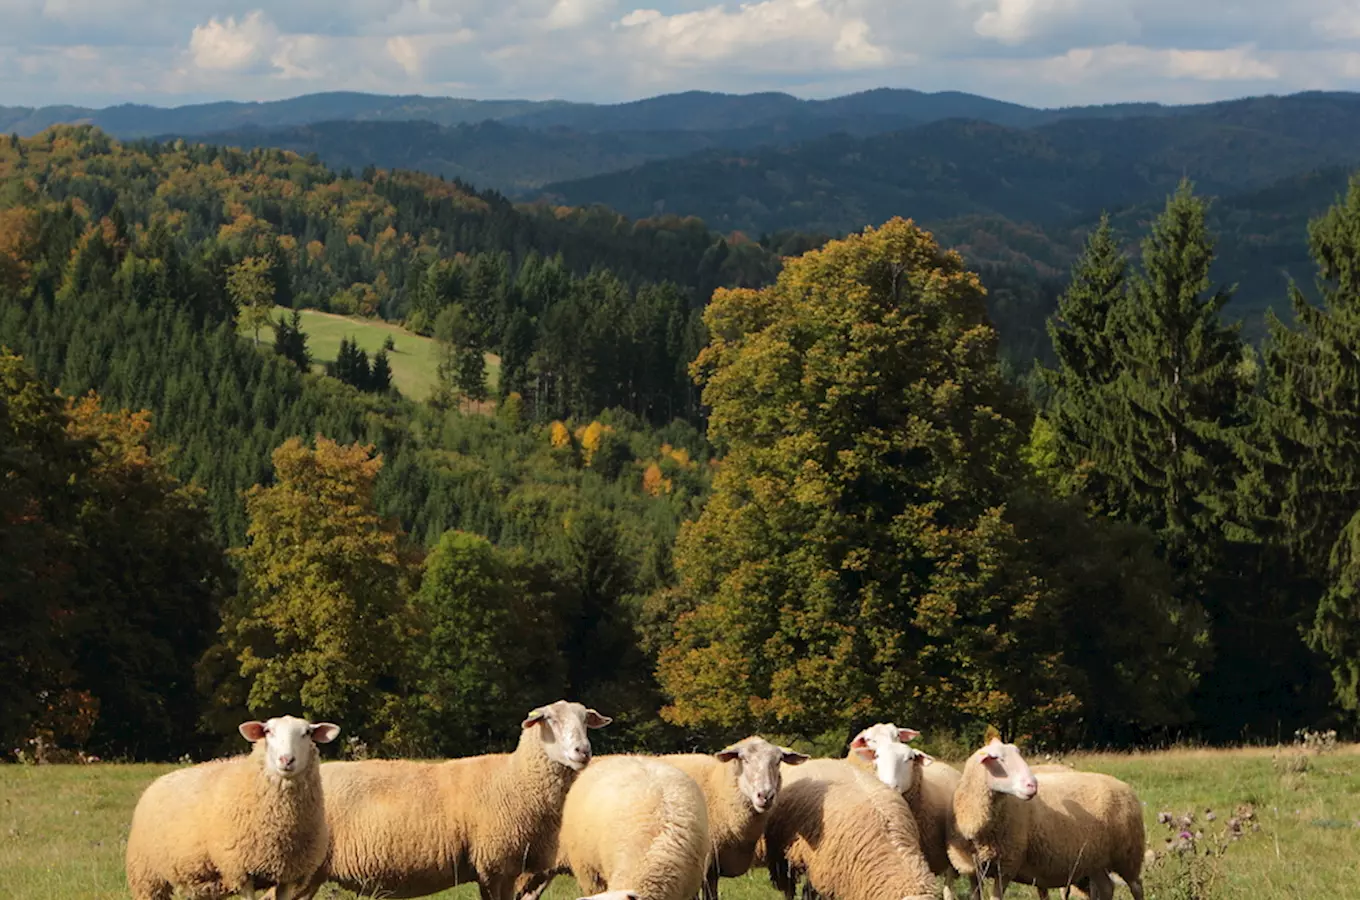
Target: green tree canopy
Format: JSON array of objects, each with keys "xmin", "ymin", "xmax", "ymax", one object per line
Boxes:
[
  {"xmin": 203, "ymin": 436, "xmax": 406, "ymax": 742},
  {"xmin": 654, "ymin": 218, "xmax": 1202, "ymax": 743},
  {"xmin": 228, "ymin": 255, "xmax": 276, "ymax": 346}
]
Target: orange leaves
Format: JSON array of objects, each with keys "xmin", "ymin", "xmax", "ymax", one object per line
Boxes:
[
  {"xmin": 0, "ymin": 206, "xmax": 40, "ymax": 294},
  {"xmin": 642, "ymin": 462, "xmax": 672, "ymax": 497}
]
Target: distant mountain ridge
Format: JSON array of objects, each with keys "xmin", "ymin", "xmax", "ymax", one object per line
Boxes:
[{"xmin": 9, "ymin": 86, "xmax": 1336, "ymax": 140}]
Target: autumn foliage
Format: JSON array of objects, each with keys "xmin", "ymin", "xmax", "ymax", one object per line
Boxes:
[{"xmin": 655, "ymin": 218, "xmax": 1205, "ymax": 743}]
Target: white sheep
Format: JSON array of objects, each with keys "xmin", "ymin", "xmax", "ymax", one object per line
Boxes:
[
  {"xmin": 846, "ymin": 723, "xmax": 963, "ymax": 900},
  {"xmin": 663, "ymin": 736, "xmax": 810, "ymax": 900},
  {"xmin": 947, "ymin": 738, "xmax": 1146, "ymax": 900},
  {"xmin": 293, "ymin": 699, "xmax": 610, "ymax": 900},
  {"xmin": 125, "ymin": 715, "xmax": 340, "ymax": 900},
  {"xmin": 516, "ymin": 737, "xmax": 807, "ymax": 900},
  {"xmin": 761, "ymin": 758, "xmax": 936, "ymax": 900},
  {"xmin": 556, "ymin": 755, "xmax": 712, "ymax": 900}
]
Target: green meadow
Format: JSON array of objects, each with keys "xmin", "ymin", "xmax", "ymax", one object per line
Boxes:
[
  {"xmin": 240, "ymin": 307, "xmax": 500, "ymax": 402},
  {"xmin": 4, "ymin": 745, "xmax": 1357, "ymax": 899}
]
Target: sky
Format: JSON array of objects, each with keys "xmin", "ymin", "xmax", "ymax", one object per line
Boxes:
[{"xmin": 3, "ymin": 0, "xmax": 1360, "ymax": 109}]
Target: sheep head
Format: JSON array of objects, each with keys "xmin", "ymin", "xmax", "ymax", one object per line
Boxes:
[
  {"xmin": 238, "ymin": 715, "xmax": 339, "ymax": 779},
  {"xmin": 849, "ymin": 722, "xmax": 929, "ymax": 794},
  {"xmin": 522, "ymin": 699, "xmax": 611, "ymax": 771},
  {"xmin": 714, "ymin": 735, "xmax": 809, "ymax": 813}
]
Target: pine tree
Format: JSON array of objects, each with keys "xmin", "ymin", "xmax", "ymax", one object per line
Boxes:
[
  {"xmin": 1054, "ymin": 181, "xmax": 1308, "ymax": 736},
  {"xmin": 369, "ymin": 348, "xmax": 393, "ymax": 393},
  {"xmin": 1039, "ymin": 213, "xmax": 1129, "ymax": 500},
  {"xmin": 1258, "ymin": 174, "xmax": 1360, "ymax": 711},
  {"xmin": 1103, "ymin": 180, "xmax": 1246, "ymax": 552},
  {"xmin": 272, "ymin": 309, "xmax": 311, "ymax": 372}
]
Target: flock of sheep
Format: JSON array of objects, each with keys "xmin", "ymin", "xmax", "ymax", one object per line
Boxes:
[{"xmin": 125, "ymin": 700, "xmax": 1147, "ymax": 900}]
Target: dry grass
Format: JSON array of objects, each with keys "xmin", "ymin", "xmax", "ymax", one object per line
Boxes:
[{"xmin": 3, "ymin": 744, "xmax": 1357, "ymax": 899}]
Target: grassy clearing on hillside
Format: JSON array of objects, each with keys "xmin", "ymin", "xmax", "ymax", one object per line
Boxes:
[
  {"xmin": 3, "ymin": 746, "xmax": 1357, "ymax": 899},
  {"xmin": 239, "ymin": 307, "xmax": 500, "ymax": 402}
]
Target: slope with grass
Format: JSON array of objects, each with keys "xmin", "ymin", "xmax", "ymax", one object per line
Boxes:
[
  {"xmin": 243, "ymin": 308, "xmax": 500, "ymax": 402},
  {"xmin": 3, "ymin": 744, "xmax": 1356, "ymax": 899}
]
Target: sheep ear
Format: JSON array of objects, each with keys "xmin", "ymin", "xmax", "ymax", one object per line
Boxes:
[
  {"xmin": 898, "ymin": 728, "xmax": 920, "ymax": 742},
  {"xmin": 920, "ymin": 753, "xmax": 935, "ymax": 767},
  {"xmin": 238, "ymin": 721, "xmax": 267, "ymax": 742},
  {"xmin": 849, "ymin": 732, "xmax": 869, "ymax": 749},
  {"xmin": 522, "ymin": 708, "xmax": 547, "ymax": 729},
  {"xmin": 714, "ymin": 746, "xmax": 741, "ymax": 762},
  {"xmin": 781, "ymin": 749, "xmax": 810, "ymax": 765},
  {"xmin": 584, "ymin": 709, "xmax": 612, "ymax": 729},
  {"xmin": 852, "ymin": 745, "xmax": 876, "ymax": 762},
  {"xmin": 309, "ymin": 723, "xmax": 340, "ymax": 743}
]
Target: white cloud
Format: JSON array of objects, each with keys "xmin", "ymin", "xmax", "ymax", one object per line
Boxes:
[
  {"xmin": 545, "ymin": 0, "xmax": 613, "ymax": 30},
  {"xmin": 614, "ymin": 0, "xmax": 891, "ymax": 70},
  {"xmin": 1037, "ymin": 42, "xmax": 1279, "ymax": 85},
  {"xmin": 4, "ymin": 0, "xmax": 1360, "ymax": 108},
  {"xmin": 189, "ymin": 10, "xmax": 278, "ymax": 72}
]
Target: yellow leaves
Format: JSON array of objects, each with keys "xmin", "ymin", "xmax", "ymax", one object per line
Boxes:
[
  {"xmin": 306, "ymin": 240, "xmax": 326, "ymax": 262},
  {"xmin": 575, "ymin": 420, "xmax": 615, "ymax": 465},
  {"xmin": 659, "ymin": 443, "xmax": 693, "ymax": 469},
  {"xmin": 549, "ymin": 420, "xmax": 572, "ymax": 449}
]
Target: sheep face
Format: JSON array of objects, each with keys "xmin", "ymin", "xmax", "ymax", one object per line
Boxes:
[
  {"xmin": 238, "ymin": 716, "xmax": 340, "ymax": 779},
  {"xmin": 522, "ymin": 700, "xmax": 612, "ymax": 771},
  {"xmin": 849, "ymin": 722, "xmax": 926, "ymax": 793},
  {"xmin": 715, "ymin": 736, "xmax": 809, "ymax": 813},
  {"xmin": 974, "ymin": 738, "xmax": 1037, "ymax": 800}
]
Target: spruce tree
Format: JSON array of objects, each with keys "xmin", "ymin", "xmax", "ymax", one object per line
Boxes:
[
  {"xmin": 1258, "ymin": 174, "xmax": 1360, "ymax": 711},
  {"xmin": 369, "ymin": 348, "xmax": 393, "ymax": 394},
  {"xmin": 1104, "ymin": 180, "xmax": 1245, "ymax": 551},
  {"xmin": 1041, "ymin": 213, "xmax": 1128, "ymax": 501}
]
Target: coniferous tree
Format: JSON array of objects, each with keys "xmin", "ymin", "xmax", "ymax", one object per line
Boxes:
[
  {"xmin": 272, "ymin": 310, "xmax": 311, "ymax": 372},
  {"xmin": 1052, "ymin": 181, "xmax": 1310, "ymax": 736},
  {"xmin": 369, "ymin": 348, "xmax": 393, "ymax": 393},
  {"xmin": 1257, "ymin": 174, "xmax": 1360, "ymax": 712},
  {"xmin": 1040, "ymin": 213, "xmax": 1129, "ymax": 500},
  {"xmin": 1102, "ymin": 181, "xmax": 1246, "ymax": 556}
]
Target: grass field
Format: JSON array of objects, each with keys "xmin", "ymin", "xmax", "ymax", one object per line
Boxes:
[
  {"xmin": 3, "ymin": 745, "xmax": 1357, "ymax": 899},
  {"xmin": 241, "ymin": 307, "xmax": 500, "ymax": 402}
]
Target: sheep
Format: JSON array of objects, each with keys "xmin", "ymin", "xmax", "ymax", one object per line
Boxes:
[
  {"xmin": 663, "ymin": 737, "xmax": 810, "ymax": 900},
  {"xmin": 947, "ymin": 738, "xmax": 1146, "ymax": 900},
  {"xmin": 761, "ymin": 758, "xmax": 936, "ymax": 900},
  {"xmin": 553, "ymin": 755, "xmax": 712, "ymax": 900},
  {"xmin": 515, "ymin": 737, "xmax": 808, "ymax": 900},
  {"xmin": 125, "ymin": 715, "xmax": 340, "ymax": 900},
  {"xmin": 846, "ymin": 723, "xmax": 963, "ymax": 900},
  {"xmin": 293, "ymin": 699, "xmax": 610, "ymax": 900}
]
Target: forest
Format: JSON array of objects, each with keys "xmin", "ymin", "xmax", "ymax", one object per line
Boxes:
[{"xmin": 1, "ymin": 125, "xmax": 1358, "ymax": 767}]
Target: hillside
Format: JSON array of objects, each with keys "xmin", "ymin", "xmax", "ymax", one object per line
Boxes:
[
  {"xmin": 239, "ymin": 307, "xmax": 501, "ymax": 402},
  {"xmin": 540, "ymin": 95, "xmax": 1360, "ymax": 235},
  {"xmin": 0, "ymin": 85, "xmax": 1270, "ymax": 142}
]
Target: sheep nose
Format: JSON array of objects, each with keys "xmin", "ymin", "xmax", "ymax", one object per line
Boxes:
[
  {"xmin": 278, "ymin": 754, "xmax": 295, "ymax": 769},
  {"xmin": 756, "ymin": 789, "xmax": 774, "ymax": 806}
]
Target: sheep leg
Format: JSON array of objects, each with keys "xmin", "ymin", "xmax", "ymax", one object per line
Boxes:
[
  {"xmin": 1086, "ymin": 873, "xmax": 1114, "ymax": 900},
  {"xmin": 1125, "ymin": 879, "xmax": 1145, "ymax": 900},
  {"xmin": 699, "ymin": 864, "xmax": 719, "ymax": 900},
  {"xmin": 517, "ymin": 871, "xmax": 554, "ymax": 900},
  {"xmin": 482, "ymin": 873, "xmax": 519, "ymax": 900}
]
